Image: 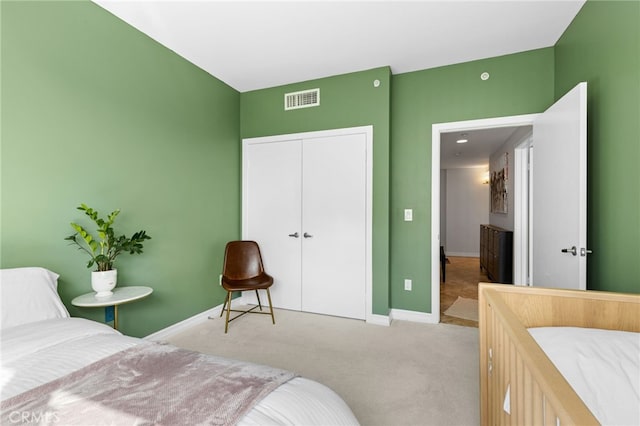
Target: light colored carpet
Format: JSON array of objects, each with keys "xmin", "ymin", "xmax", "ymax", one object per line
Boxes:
[
  {"xmin": 165, "ymin": 307, "xmax": 479, "ymax": 426},
  {"xmin": 444, "ymin": 296, "xmax": 479, "ymax": 322}
]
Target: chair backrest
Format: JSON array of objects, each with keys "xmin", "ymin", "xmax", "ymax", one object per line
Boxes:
[{"xmin": 222, "ymin": 241, "xmax": 265, "ymax": 280}]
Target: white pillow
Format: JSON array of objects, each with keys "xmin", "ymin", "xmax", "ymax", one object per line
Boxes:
[{"xmin": 0, "ymin": 267, "xmax": 70, "ymax": 329}]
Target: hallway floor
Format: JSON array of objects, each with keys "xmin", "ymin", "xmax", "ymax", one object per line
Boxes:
[{"xmin": 440, "ymin": 256, "xmax": 488, "ymax": 327}]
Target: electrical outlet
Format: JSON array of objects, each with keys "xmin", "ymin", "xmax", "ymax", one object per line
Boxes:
[
  {"xmin": 404, "ymin": 279, "xmax": 412, "ymax": 291},
  {"xmin": 404, "ymin": 209, "xmax": 413, "ymax": 221},
  {"xmin": 219, "ymin": 274, "xmax": 222, "ymax": 285}
]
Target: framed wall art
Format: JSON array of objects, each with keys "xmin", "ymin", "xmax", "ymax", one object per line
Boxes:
[{"xmin": 491, "ymin": 152, "xmax": 508, "ymax": 213}]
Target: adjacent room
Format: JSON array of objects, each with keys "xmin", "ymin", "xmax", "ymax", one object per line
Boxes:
[
  {"xmin": 439, "ymin": 125, "xmax": 532, "ymax": 326},
  {"xmin": 2, "ymin": 1, "xmax": 639, "ymax": 425}
]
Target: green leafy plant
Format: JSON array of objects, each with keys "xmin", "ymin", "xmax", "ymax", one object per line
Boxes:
[{"xmin": 65, "ymin": 203, "xmax": 151, "ymax": 271}]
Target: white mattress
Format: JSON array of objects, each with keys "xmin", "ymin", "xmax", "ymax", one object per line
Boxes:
[
  {"xmin": 1, "ymin": 318, "xmax": 358, "ymax": 425},
  {"xmin": 529, "ymin": 326, "xmax": 640, "ymax": 426}
]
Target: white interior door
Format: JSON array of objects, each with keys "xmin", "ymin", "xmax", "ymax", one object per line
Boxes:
[
  {"xmin": 301, "ymin": 134, "xmax": 367, "ymax": 319},
  {"xmin": 531, "ymin": 82, "xmax": 587, "ymax": 289},
  {"xmin": 243, "ymin": 139, "xmax": 302, "ymax": 310}
]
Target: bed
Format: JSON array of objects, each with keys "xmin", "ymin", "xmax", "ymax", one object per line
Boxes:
[
  {"xmin": 478, "ymin": 282, "xmax": 640, "ymax": 426},
  {"xmin": 0, "ymin": 267, "xmax": 359, "ymax": 425}
]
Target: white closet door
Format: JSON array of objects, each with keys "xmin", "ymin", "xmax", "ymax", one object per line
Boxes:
[
  {"xmin": 243, "ymin": 139, "xmax": 302, "ymax": 311},
  {"xmin": 301, "ymin": 133, "xmax": 367, "ymax": 319}
]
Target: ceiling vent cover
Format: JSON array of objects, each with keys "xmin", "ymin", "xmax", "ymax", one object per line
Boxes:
[{"xmin": 284, "ymin": 88, "xmax": 320, "ymax": 110}]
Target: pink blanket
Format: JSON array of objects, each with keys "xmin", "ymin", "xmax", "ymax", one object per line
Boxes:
[{"xmin": 1, "ymin": 343, "xmax": 296, "ymax": 425}]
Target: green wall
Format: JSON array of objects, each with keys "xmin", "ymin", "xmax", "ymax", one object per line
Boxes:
[
  {"xmin": 1, "ymin": 1, "xmax": 241, "ymax": 336},
  {"xmin": 390, "ymin": 49, "xmax": 555, "ymax": 312},
  {"xmin": 241, "ymin": 67, "xmax": 391, "ymax": 314},
  {"xmin": 554, "ymin": 0, "xmax": 640, "ymax": 293},
  {"xmin": 2, "ymin": 0, "xmax": 636, "ymax": 336}
]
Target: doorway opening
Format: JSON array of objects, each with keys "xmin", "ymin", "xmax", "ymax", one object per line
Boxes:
[{"xmin": 431, "ymin": 114, "xmax": 539, "ymax": 323}]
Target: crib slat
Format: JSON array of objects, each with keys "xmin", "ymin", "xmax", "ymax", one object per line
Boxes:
[
  {"xmin": 490, "ymin": 307, "xmax": 497, "ymax": 425},
  {"xmin": 523, "ymin": 365, "xmax": 533, "ymax": 424},
  {"xmin": 498, "ymin": 312, "xmax": 505, "ymax": 425},
  {"xmin": 544, "ymin": 397, "xmax": 558, "ymax": 426},
  {"xmin": 513, "ymin": 347, "xmax": 523, "ymax": 425},
  {"xmin": 532, "ymin": 381, "xmax": 543, "ymax": 425}
]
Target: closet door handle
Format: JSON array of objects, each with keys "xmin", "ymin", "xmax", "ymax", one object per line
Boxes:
[
  {"xmin": 288, "ymin": 232, "xmax": 299, "ymax": 238},
  {"xmin": 303, "ymin": 232, "xmax": 313, "ymax": 238}
]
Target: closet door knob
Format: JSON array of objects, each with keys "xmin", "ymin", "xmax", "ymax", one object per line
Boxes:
[
  {"xmin": 288, "ymin": 232, "xmax": 299, "ymax": 238},
  {"xmin": 303, "ymin": 232, "xmax": 313, "ymax": 238}
]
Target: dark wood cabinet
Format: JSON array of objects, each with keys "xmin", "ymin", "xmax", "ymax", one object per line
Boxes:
[{"xmin": 479, "ymin": 224, "xmax": 513, "ymax": 284}]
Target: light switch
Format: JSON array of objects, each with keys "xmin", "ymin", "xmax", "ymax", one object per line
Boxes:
[
  {"xmin": 404, "ymin": 279, "xmax": 412, "ymax": 291},
  {"xmin": 404, "ymin": 209, "xmax": 413, "ymax": 221}
]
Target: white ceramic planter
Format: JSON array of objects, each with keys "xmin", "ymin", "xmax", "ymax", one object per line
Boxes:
[{"xmin": 91, "ymin": 269, "xmax": 117, "ymax": 298}]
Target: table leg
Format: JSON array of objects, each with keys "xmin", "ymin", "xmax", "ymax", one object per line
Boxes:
[{"xmin": 114, "ymin": 305, "xmax": 119, "ymax": 330}]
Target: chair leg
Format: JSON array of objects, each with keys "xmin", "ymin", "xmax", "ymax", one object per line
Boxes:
[
  {"xmin": 255, "ymin": 290, "xmax": 263, "ymax": 311},
  {"xmin": 266, "ymin": 288, "xmax": 275, "ymax": 325},
  {"xmin": 219, "ymin": 294, "xmax": 228, "ymax": 318},
  {"xmin": 224, "ymin": 291, "xmax": 232, "ymax": 333}
]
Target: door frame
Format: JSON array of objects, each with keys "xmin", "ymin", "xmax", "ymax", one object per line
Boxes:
[
  {"xmin": 513, "ymin": 135, "xmax": 533, "ymax": 286},
  {"xmin": 431, "ymin": 114, "xmax": 539, "ymax": 322},
  {"xmin": 241, "ymin": 125, "xmax": 374, "ymax": 322}
]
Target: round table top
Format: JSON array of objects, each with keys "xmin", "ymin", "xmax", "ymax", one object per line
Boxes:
[{"xmin": 71, "ymin": 286, "xmax": 153, "ymax": 307}]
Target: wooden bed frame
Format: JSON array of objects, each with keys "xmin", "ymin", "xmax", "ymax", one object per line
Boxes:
[{"xmin": 479, "ymin": 282, "xmax": 640, "ymax": 425}]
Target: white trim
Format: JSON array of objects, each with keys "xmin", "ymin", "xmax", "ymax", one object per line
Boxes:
[
  {"xmin": 513, "ymin": 133, "xmax": 533, "ymax": 286},
  {"xmin": 528, "ymin": 145, "xmax": 534, "ymax": 286},
  {"xmin": 144, "ymin": 298, "xmax": 245, "ymax": 342},
  {"xmin": 431, "ymin": 114, "xmax": 540, "ymax": 321},
  {"xmin": 242, "ymin": 126, "xmax": 374, "ymax": 323},
  {"xmin": 145, "ymin": 304, "xmax": 456, "ymax": 340},
  {"xmin": 445, "ymin": 251, "xmax": 479, "ymax": 258},
  {"xmin": 367, "ymin": 313, "xmax": 392, "ymax": 326},
  {"xmin": 390, "ymin": 308, "xmax": 438, "ymax": 324}
]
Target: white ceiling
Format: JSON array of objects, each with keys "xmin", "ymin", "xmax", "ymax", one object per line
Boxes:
[
  {"xmin": 441, "ymin": 126, "xmax": 530, "ymax": 169},
  {"xmin": 93, "ymin": 0, "xmax": 585, "ymax": 93},
  {"xmin": 91, "ymin": 0, "xmax": 584, "ymax": 168}
]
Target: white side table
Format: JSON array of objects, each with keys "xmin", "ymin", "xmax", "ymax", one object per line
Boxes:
[{"xmin": 71, "ymin": 286, "xmax": 153, "ymax": 330}]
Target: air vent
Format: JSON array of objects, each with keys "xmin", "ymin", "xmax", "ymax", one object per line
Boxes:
[{"xmin": 284, "ymin": 88, "xmax": 320, "ymax": 110}]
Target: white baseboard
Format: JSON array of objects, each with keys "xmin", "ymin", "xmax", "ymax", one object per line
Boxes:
[
  {"xmin": 367, "ymin": 313, "xmax": 391, "ymax": 326},
  {"xmin": 145, "ymin": 302, "xmax": 439, "ymax": 341},
  {"xmin": 144, "ymin": 298, "xmax": 241, "ymax": 342},
  {"xmin": 445, "ymin": 252, "xmax": 479, "ymax": 258},
  {"xmin": 390, "ymin": 308, "xmax": 439, "ymax": 324}
]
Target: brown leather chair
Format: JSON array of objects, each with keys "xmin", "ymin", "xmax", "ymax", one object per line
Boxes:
[{"xmin": 219, "ymin": 241, "xmax": 275, "ymax": 333}]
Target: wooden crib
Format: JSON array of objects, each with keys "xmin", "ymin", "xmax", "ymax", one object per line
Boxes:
[{"xmin": 478, "ymin": 282, "xmax": 640, "ymax": 425}]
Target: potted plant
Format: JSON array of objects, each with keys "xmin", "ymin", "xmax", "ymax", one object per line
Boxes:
[{"xmin": 65, "ymin": 203, "xmax": 151, "ymax": 297}]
